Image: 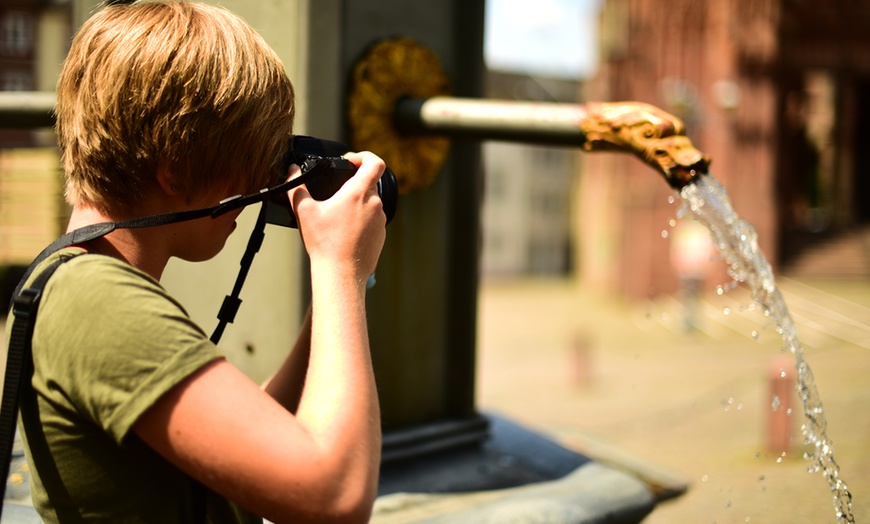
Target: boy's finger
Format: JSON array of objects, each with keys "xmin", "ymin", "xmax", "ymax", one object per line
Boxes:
[{"xmin": 341, "ymin": 151, "xmax": 386, "ymax": 190}]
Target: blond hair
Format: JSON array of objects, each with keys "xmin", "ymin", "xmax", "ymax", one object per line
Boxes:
[{"xmin": 56, "ymin": 1, "xmax": 295, "ymax": 214}]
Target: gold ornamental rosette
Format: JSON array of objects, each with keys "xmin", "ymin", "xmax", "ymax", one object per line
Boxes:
[{"xmin": 347, "ymin": 38, "xmax": 451, "ymax": 194}]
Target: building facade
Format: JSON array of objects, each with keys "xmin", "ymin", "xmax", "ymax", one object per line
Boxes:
[
  {"xmin": 576, "ymin": 0, "xmax": 870, "ymax": 298},
  {"xmin": 0, "ymin": 0, "xmax": 70, "ymax": 147},
  {"xmin": 0, "ymin": 1, "xmax": 71, "ymax": 271},
  {"xmin": 480, "ymin": 71, "xmax": 581, "ymax": 277}
]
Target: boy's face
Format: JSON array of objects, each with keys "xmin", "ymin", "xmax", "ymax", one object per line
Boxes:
[
  {"xmin": 170, "ymin": 176, "xmax": 251, "ymax": 263},
  {"xmin": 173, "ymin": 208, "xmax": 244, "ymax": 263}
]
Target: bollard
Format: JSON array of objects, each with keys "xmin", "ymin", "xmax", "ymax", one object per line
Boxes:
[
  {"xmin": 569, "ymin": 330, "xmax": 594, "ymax": 387},
  {"xmin": 766, "ymin": 355, "xmax": 796, "ymax": 454}
]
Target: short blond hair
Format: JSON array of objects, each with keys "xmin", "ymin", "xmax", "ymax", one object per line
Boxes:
[{"xmin": 56, "ymin": 1, "xmax": 295, "ymax": 214}]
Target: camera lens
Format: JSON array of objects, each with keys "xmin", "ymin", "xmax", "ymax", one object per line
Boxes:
[{"xmin": 378, "ymin": 167, "xmax": 398, "ymax": 224}]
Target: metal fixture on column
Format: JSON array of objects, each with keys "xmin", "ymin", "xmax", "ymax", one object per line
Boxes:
[{"xmin": 347, "ymin": 38, "xmax": 711, "ymax": 194}]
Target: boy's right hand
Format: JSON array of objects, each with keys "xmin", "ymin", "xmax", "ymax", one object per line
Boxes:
[{"xmin": 287, "ymin": 151, "xmax": 387, "ymax": 287}]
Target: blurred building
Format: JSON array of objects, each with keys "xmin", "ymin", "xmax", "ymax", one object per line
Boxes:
[
  {"xmin": 576, "ymin": 0, "xmax": 870, "ymax": 298},
  {"xmin": 480, "ymin": 71, "xmax": 581, "ymax": 277},
  {"xmin": 0, "ymin": 0, "xmax": 70, "ymax": 147},
  {"xmin": 0, "ymin": 0, "xmax": 71, "ymax": 273},
  {"xmin": 2, "ymin": 0, "xmax": 40, "ymax": 148}
]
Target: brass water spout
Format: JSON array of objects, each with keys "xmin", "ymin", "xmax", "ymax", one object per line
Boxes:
[{"xmin": 579, "ymin": 101, "xmax": 711, "ymax": 189}]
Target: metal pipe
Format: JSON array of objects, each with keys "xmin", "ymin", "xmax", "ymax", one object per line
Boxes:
[
  {"xmin": 0, "ymin": 91, "xmax": 56, "ymax": 129},
  {"xmin": 393, "ymin": 97, "xmax": 711, "ymax": 189},
  {"xmin": 395, "ymin": 97, "xmax": 590, "ymax": 147}
]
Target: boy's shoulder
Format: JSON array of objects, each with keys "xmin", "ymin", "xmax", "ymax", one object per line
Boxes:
[
  {"xmin": 36, "ymin": 247, "xmax": 159, "ymax": 288},
  {"xmin": 25, "ymin": 247, "xmax": 169, "ymax": 318}
]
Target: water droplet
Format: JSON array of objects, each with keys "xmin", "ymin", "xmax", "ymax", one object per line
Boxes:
[
  {"xmin": 771, "ymin": 395, "xmax": 781, "ymax": 411},
  {"xmin": 776, "ymin": 456, "xmax": 783, "ymax": 463},
  {"xmin": 701, "ymin": 474, "xmax": 709, "ymax": 482},
  {"xmin": 668, "ymin": 195, "xmax": 676, "ymax": 204},
  {"xmin": 751, "ymin": 330, "xmax": 759, "ymax": 340},
  {"xmin": 780, "ymin": 369, "xmax": 787, "ymax": 378},
  {"xmin": 737, "ymin": 402, "xmax": 743, "ymax": 410},
  {"xmin": 723, "ymin": 307, "xmax": 731, "ymax": 315},
  {"xmin": 669, "ymin": 218, "xmax": 677, "ymax": 227},
  {"xmin": 662, "ymin": 230, "xmax": 669, "ymax": 239},
  {"xmin": 717, "ymin": 286, "xmax": 724, "ymax": 295}
]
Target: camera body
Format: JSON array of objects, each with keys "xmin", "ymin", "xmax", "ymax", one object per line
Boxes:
[{"xmin": 265, "ymin": 135, "xmax": 398, "ymax": 228}]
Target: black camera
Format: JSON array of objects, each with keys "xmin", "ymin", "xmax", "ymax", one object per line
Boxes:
[{"xmin": 265, "ymin": 135, "xmax": 399, "ymax": 228}]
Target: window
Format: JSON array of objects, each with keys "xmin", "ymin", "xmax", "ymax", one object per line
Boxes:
[
  {"xmin": 1, "ymin": 11, "xmax": 34, "ymax": 57},
  {"xmin": 2, "ymin": 70, "xmax": 32, "ymax": 91}
]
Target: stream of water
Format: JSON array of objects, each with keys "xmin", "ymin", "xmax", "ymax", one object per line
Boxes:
[{"xmin": 678, "ymin": 174, "xmax": 854, "ymax": 524}]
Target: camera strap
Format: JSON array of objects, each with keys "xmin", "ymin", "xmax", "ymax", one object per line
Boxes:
[
  {"xmin": 11, "ymin": 166, "xmax": 321, "ymax": 303},
  {"xmin": 0, "ymin": 253, "xmax": 83, "ymax": 518},
  {"xmin": 210, "ymin": 202, "xmax": 267, "ymax": 344}
]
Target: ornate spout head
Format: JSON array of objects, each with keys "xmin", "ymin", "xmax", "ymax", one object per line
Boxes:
[{"xmin": 579, "ymin": 102, "xmax": 711, "ymax": 188}]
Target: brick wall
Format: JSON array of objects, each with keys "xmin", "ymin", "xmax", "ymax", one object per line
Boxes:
[{"xmin": 0, "ymin": 148, "xmax": 67, "ymax": 266}]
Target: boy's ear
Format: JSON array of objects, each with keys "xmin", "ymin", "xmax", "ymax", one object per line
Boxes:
[{"xmin": 155, "ymin": 167, "xmax": 180, "ymax": 197}]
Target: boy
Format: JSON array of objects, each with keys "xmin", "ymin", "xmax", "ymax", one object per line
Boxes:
[{"xmin": 11, "ymin": 2, "xmax": 385, "ymax": 522}]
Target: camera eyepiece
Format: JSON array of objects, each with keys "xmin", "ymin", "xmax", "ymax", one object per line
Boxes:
[{"xmin": 265, "ymin": 135, "xmax": 398, "ymax": 228}]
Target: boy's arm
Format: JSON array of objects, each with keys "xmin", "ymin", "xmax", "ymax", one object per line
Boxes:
[
  {"xmin": 134, "ymin": 152, "xmax": 386, "ymax": 524},
  {"xmin": 262, "ymin": 306, "xmax": 312, "ymax": 413}
]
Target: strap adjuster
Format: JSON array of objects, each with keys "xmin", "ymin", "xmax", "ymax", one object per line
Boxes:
[{"xmin": 11, "ymin": 289, "xmax": 42, "ymax": 320}]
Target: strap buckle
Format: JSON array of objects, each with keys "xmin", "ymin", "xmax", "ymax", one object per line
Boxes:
[{"xmin": 11, "ymin": 289, "xmax": 42, "ymax": 320}]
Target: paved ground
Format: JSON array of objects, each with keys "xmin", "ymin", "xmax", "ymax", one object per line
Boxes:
[
  {"xmin": 475, "ymin": 275, "xmax": 870, "ymax": 523},
  {"xmin": 3, "ymin": 268, "xmax": 867, "ymax": 523}
]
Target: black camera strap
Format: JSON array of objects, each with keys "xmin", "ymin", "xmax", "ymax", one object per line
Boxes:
[
  {"xmin": 11, "ymin": 166, "xmax": 322, "ymax": 302},
  {"xmin": 210, "ymin": 201, "xmax": 267, "ymax": 344},
  {"xmin": 0, "ymin": 252, "xmax": 82, "ymax": 514}
]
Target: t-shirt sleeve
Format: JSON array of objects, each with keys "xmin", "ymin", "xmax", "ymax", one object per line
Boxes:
[{"xmin": 32, "ymin": 254, "xmax": 225, "ymax": 445}]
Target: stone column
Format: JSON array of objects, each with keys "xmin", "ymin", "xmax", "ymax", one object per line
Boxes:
[
  {"xmin": 70, "ymin": 0, "xmax": 486, "ymax": 432},
  {"xmin": 336, "ymin": 1, "xmax": 486, "ymax": 430}
]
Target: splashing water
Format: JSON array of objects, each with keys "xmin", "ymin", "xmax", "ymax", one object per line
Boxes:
[{"xmin": 679, "ymin": 174, "xmax": 854, "ymax": 524}]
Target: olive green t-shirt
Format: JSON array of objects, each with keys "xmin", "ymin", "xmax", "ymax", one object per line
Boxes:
[{"xmin": 10, "ymin": 249, "xmax": 262, "ymax": 524}]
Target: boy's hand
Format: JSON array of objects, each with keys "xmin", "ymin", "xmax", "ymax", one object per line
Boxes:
[{"xmin": 287, "ymin": 151, "xmax": 387, "ymax": 286}]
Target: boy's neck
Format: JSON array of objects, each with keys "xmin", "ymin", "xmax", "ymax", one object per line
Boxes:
[{"xmin": 67, "ymin": 205, "xmax": 170, "ymax": 281}]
